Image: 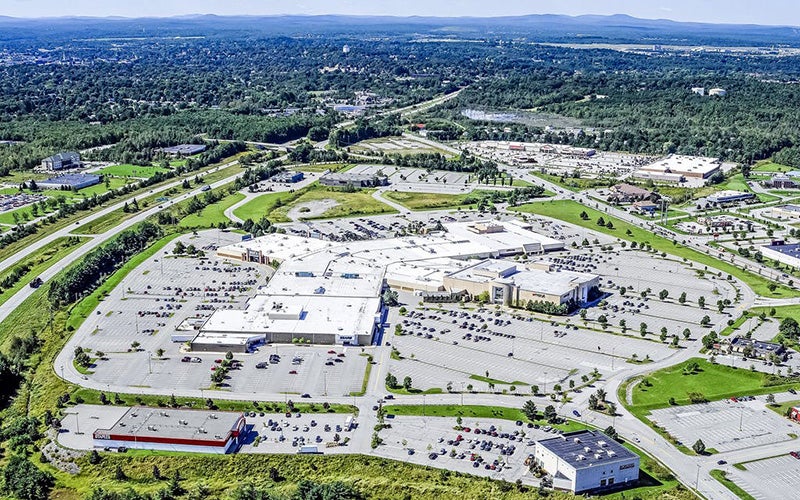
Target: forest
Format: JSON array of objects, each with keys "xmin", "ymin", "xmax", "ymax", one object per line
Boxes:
[{"xmin": 2, "ymin": 29, "xmax": 800, "ymax": 171}]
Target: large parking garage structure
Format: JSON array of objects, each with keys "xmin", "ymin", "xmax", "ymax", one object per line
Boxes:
[{"xmin": 202, "ymin": 220, "xmax": 572, "ymax": 350}]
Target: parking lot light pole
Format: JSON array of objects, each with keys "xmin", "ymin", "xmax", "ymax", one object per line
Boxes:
[
  {"xmin": 147, "ymin": 351, "xmax": 152, "ymax": 374},
  {"xmin": 695, "ymin": 463, "xmax": 700, "ymax": 491}
]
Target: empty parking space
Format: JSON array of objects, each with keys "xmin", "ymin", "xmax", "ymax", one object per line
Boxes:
[
  {"xmin": 728, "ymin": 454, "xmax": 800, "ymax": 500},
  {"xmin": 650, "ymin": 399, "xmax": 795, "ymax": 453}
]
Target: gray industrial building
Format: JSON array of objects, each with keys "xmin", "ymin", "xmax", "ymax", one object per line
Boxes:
[{"xmin": 533, "ymin": 430, "xmax": 639, "ymax": 494}]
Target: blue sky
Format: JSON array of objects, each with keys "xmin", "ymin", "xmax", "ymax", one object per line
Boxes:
[{"xmin": 2, "ymin": 0, "xmax": 797, "ymax": 26}]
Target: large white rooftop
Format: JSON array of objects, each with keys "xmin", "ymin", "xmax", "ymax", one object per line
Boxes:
[
  {"xmin": 200, "ymin": 295, "xmax": 381, "ymax": 339},
  {"xmin": 447, "ymin": 259, "xmax": 598, "ymax": 297},
  {"xmin": 205, "ymin": 220, "xmax": 565, "ymax": 346},
  {"xmin": 639, "ymin": 154, "xmax": 720, "ymax": 176}
]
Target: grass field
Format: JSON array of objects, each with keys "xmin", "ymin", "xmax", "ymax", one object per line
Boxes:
[
  {"xmin": 97, "ymin": 164, "xmax": 171, "ymax": 178},
  {"xmin": 628, "ymin": 358, "xmax": 798, "ymax": 410},
  {"xmin": 47, "ymin": 453, "xmax": 583, "ymax": 500},
  {"xmin": 268, "ymin": 185, "xmax": 396, "ymax": 221},
  {"xmin": 529, "ymin": 172, "xmax": 615, "ymax": 192},
  {"xmin": 178, "ymin": 192, "xmax": 245, "ymax": 228},
  {"xmin": 512, "ymin": 199, "xmax": 798, "ymax": 298},
  {"xmin": 293, "ymin": 163, "xmax": 354, "ymax": 173},
  {"xmin": 232, "ymin": 191, "xmax": 300, "ymax": 222},
  {"xmin": 0, "ymin": 236, "xmax": 86, "ymax": 307},
  {"xmin": 381, "ymin": 404, "xmax": 587, "ymax": 432},
  {"xmin": 753, "ymin": 161, "xmax": 793, "ymax": 173},
  {"xmin": 382, "ymin": 190, "xmax": 486, "ymax": 211}
]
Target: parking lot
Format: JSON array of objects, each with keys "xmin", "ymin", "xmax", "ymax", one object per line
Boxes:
[
  {"xmin": 373, "ymin": 415, "xmax": 555, "ymax": 485},
  {"xmin": 388, "ymin": 300, "xmax": 676, "ymax": 392},
  {"xmin": 279, "ymin": 211, "xmax": 522, "ymax": 242},
  {"xmin": 650, "ymin": 399, "xmax": 796, "ymax": 453},
  {"xmin": 385, "ymin": 242, "xmax": 731, "ymax": 393},
  {"xmin": 65, "ymin": 230, "xmax": 369, "ymax": 398},
  {"xmin": 348, "ymin": 164, "xmax": 473, "ymax": 189},
  {"xmin": 727, "ymin": 454, "xmax": 800, "ymax": 500},
  {"xmin": 56, "ymin": 404, "xmax": 364, "ymax": 455},
  {"xmin": 463, "ymin": 140, "xmax": 652, "ymax": 179}
]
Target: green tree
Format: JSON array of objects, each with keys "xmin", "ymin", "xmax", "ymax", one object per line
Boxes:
[
  {"xmin": 692, "ymin": 439, "xmax": 706, "ymax": 455},
  {"xmin": 402, "ymin": 376, "xmax": 412, "ymax": 391},
  {"xmin": 522, "ymin": 400, "xmax": 538, "ymax": 421},
  {"xmin": 543, "ymin": 405, "xmax": 557, "ymax": 423},
  {"xmin": 3, "ymin": 456, "xmax": 54, "ymax": 500}
]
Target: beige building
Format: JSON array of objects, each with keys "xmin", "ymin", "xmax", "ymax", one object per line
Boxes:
[{"xmin": 443, "ymin": 259, "xmax": 599, "ymax": 307}]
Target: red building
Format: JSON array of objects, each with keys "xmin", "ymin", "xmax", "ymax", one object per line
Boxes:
[{"xmin": 93, "ymin": 407, "xmax": 246, "ymax": 454}]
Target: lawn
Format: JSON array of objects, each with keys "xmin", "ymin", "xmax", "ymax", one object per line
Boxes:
[
  {"xmin": 753, "ymin": 161, "xmax": 793, "ymax": 173},
  {"xmin": 97, "ymin": 164, "xmax": 171, "ymax": 178},
  {"xmin": 512, "ymin": 199, "xmax": 798, "ymax": 298},
  {"xmin": 529, "ymin": 172, "xmax": 615, "ymax": 192},
  {"xmin": 766, "ymin": 398, "xmax": 798, "ymax": 418},
  {"xmin": 628, "ymin": 358, "xmax": 798, "ymax": 410},
  {"xmin": 382, "ymin": 190, "xmax": 487, "ymax": 211},
  {"xmin": 0, "ymin": 236, "xmax": 87, "ymax": 308},
  {"xmin": 70, "ymin": 388, "xmax": 354, "ymax": 415},
  {"xmin": 718, "ymin": 174, "xmax": 751, "ymax": 193},
  {"xmin": 381, "ymin": 404, "xmax": 587, "ymax": 432},
  {"xmin": 293, "ymin": 163, "xmax": 354, "ymax": 173},
  {"xmin": 178, "ymin": 192, "xmax": 245, "ymax": 228},
  {"xmin": 268, "ymin": 185, "xmax": 397, "ymax": 221},
  {"xmin": 710, "ymin": 469, "xmax": 756, "ymax": 500},
  {"xmin": 232, "ymin": 191, "xmax": 300, "ymax": 222}
]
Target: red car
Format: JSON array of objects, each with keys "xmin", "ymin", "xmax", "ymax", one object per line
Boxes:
[
  {"xmin": 327, "ymin": 350, "xmax": 336, "ymax": 354},
  {"xmin": 289, "ymin": 370, "xmax": 298, "ymax": 375},
  {"xmin": 791, "ymin": 451, "xmax": 800, "ymax": 459},
  {"xmin": 214, "ymin": 359, "xmax": 222, "ymax": 364}
]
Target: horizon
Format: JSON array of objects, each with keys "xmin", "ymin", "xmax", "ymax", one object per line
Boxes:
[{"xmin": 0, "ymin": 0, "xmax": 796, "ymax": 27}]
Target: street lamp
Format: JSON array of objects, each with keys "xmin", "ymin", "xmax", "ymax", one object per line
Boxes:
[
  {"xmin": 695, "ymin": 463, "xmax": 701, "ymax": 491},
  {"xmin": 147, "ymin": 351, "xmax": 152, "ymax": 374}
]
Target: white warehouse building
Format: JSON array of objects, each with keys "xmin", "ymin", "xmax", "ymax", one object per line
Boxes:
[{"xmin": 533, "ymin": 430, "xmax": 639, "ymax": 494}]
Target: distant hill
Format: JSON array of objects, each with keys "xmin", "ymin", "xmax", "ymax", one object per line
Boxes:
[{"xmin": 0, "ymin": 13, "xmax": 798, "ymax": 47}]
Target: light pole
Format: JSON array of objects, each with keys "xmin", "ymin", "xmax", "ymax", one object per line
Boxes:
[
  {"xmin": 695, "ymin": 463, "xmax": 701, "ymax": 491},
  {"xmin": 323, "ymin": 371, "xmax": 328, "ymax": 396},
  {"xmin": 147, "ymin": 351, "xmax": 152, "ymax": 374}
]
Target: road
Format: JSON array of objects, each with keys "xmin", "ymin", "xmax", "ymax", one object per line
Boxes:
[
  {"xmin": 31, "ymin": 93, "xmax": 797, "ymax": 498},
  {"xmin": 0, "ymin": 161, "xmax": 247, "ymax": 319}
]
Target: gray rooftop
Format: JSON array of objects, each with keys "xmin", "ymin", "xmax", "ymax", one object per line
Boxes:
[
  {"xmin": 96, "ymin": 406, "xmax": 243, "ymax": 443},
  {"xmin": 537, "ymin": 430, "xmax": 638, "ymax": 471}
]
